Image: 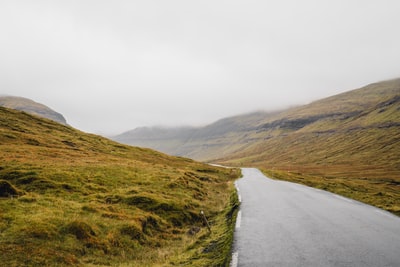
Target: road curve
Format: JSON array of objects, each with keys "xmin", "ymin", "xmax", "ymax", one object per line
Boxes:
[{"xmin": 231, "ymin": 168, "xmax": 400, "ymax": 267}]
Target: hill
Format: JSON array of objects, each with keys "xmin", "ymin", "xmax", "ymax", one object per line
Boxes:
[
  {"xmin": 0, "ymin": 96, "xmax": 67, "ymax": 125},
  {"xmin": 114, "ymin": 78, "xmax": 400, "ymax": 215},
  {"xmin": 0, "ymin": 106, "xmax": 240, "ymax": 266}
]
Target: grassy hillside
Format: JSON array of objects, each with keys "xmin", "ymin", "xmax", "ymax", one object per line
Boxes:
[
  {"xmin": 0, "ymin": 96, "xmax": 67, "ymax": 125},
  {"xmin": 218, "ymin": 78, "xmax": 400, "ymax": 215},
  {"xmin": 0, "ymin": 107, "xmax": 240, "ymax": 266}
]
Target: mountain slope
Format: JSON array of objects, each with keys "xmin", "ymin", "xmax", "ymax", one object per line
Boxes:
[
  {"xmin": 0, "ymin": 96, "xmax": 67, "ymax": 125},
  {"xmin": 219, "ymin": 78, "xmax": 400, "ymax": 168},
  {"xmin": 0, "ymin": 106, "xmax": 240, "ymax": 266}
]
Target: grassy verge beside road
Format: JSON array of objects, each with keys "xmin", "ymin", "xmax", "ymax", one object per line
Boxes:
[{"xmin": 170, "ymin": 186, "xmax": 240, "ymax": 266}]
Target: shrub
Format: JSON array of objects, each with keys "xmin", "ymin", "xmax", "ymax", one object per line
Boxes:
[
  {"xmin": 120, "ymin": 223, "xmax": 143, "ymax": 241},
  {"xmin": 64, "ymin": 220, "xmax": 96, "ymax": 240}
]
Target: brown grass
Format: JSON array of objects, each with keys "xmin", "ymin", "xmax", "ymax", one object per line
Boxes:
[{"xmin": 0, "ymin": 106, "xmax": 241, "ymax": 266}]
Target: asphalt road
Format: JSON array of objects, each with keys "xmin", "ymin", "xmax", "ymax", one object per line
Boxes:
[{"xmin": 231, "ymin": 168, "xmax": 400, "ymax": 267}]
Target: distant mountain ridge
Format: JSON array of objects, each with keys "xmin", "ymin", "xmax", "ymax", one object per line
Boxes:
[
  {"xmin": 113, "ymin": 111, "xmax": 282, "ymax": 159},
  {"xmin": 113, "ymin": 78, "xmax": 400, "ymax": 164},
  {"xmin": 115, "ymin": 126, "xmax": 198, "ymax": 156},
  {"xmin": 0, "ymin": 96, "xmax": 67, "ymax": 125}
]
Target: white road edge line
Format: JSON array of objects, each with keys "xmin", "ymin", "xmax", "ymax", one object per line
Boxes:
[
  {"xmin": 230, "ymin": 251, "xmax": 239, "ymax": 267},
  {"xmin": 333, "ymin": 194, "xmax": 354, "ymax": 203},
  {"xmin": 235, "ymin": 182, "xmax": 241, "ymax": 202},
  {"xmin": 236, "ymin": 211, "xmax": 241, "ymax": 229},
  {"xmin": 231, "ymin": 181, "xmax": 240, "ymax": 267}
]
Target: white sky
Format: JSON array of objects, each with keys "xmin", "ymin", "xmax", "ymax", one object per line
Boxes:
[{"xmin": 1, "ymin": 0, "xmax": 399, "ymax": 135}]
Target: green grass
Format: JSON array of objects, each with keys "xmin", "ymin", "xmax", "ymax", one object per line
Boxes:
[
  {"xmin": 0, "ymin": 106, "xmax": 241, "ymax": 266},
  {"xmin": 169, "ymin": 186, "xmax": 240, "ymax": 266}
]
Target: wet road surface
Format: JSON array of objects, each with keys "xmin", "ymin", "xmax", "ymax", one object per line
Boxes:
[{"xmin": 231, "ymin": 168, "xmax": 400, "ymax": 267}]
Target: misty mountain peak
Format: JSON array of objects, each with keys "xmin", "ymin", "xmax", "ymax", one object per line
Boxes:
[{"xmin": 0, "ymin": 96, "xmax": 67, "ymax": 125}]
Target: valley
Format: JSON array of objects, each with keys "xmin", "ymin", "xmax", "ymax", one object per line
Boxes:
[
  {"xmin": 2, "ymin": 2, "xmax": 400, "ymax": 266},
  {"xmin": 114, "ymin": 79, "xmax": 400, "ymax": 215},
  {"xmin": 1, "ymin": 78, "xmax": 399, "ymax": 266}
]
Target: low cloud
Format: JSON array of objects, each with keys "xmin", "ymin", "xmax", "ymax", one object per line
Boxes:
[{"xmin": 1, "ymin": 0, "xmax": 399, "ymax": 134}]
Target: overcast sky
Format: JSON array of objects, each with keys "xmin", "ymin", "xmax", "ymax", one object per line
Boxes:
[{"xmin": 1, "ymin": 0, "xmax": 399, "ymax": 135}]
